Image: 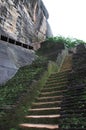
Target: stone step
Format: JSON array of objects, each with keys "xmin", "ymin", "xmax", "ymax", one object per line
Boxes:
[
  {"xmin": 23, "ymin": 115, "xmax": 60, "ymax": 125},
  {"xmin": 37, "ymin": 95, "xmax": 63, "ymax": 99},
  {"xmin": 32, "ymin": 101, "xmax": 61, "ymax": 109},
  {"xmin": 19, "ymin": 124, "xmax": 59, "ymax": 129},
  {"xmin": 29, "ymin": 107, "xmax": 61, "ymax": 112},
  {"xmin": 31, "ymin": 101, "xmax": 86, "ymax": 112},
  {"xmin": 48, "ymin": 74, "xmax": 67, "ymax": 80},
  {"xmin": 32, "ymin": 101, "xmax": 61, "ymax": 106},
  {"xmin": 40, "ymin": 90, "xmax": 67, "ymax": 96},
  {"xmin": 36, "ymin": 95, "xmax": 63, "ymax": 102},
  {"xmin": 44, "ymin": 81, "xmax": 68, "ymax": 87},
  {"xmin": 46, "ymin": 78, "xmax": 67, "ymax": 84},
  {"xmin": 50, "ymin": 72, "xmax": 69, "ymax": 78},
  {"xmin": 32, "ymin": 98, "xmax": 85, "ymax": 109},
  {"xmin": 39, "ymin": 93, "xmax": 61, "ymax": 97},
  {"xmin": 28, "ymin": 107, "xmax": 86, "ymax": 116},
  {"xmin": 28, "ymin": 108, "xmax": 60, "ymax": 115},
  {"xmin": 51, "ymin": 70, "xmax": 70, "ymax": 76},
  {"xmin": 28, "ymin": 107, "xmax": 61, "ymax": 115},
  {"xmin": 49, "ymin": 75, "xmax": 67, "ymax": 79},
  {"xmin": 43, "ymin": 85, "xmax": 67, "ymax": 90},
  {"xmin": 46, "ymin": 78, "xmax": 67, "ymax": 85},
  {"xmin": 41, "ymin": 86, "xmax": 67, "ymax": 92},
  {"xmin": 25, "ymin": 114, "xmax": 60, "ymax": 119},
  {"xmin": 32, "ymin": 99, "xmax": 85, "ymax": 109}
]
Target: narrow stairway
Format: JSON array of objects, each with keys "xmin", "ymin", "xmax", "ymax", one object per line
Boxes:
[
  {"xmin": 19, "ymin": 55, "xmax": 72, "ymax": 130},
  {"xmin": 60, "ymin": 54, "xmax": 72, "ymax": 72}
]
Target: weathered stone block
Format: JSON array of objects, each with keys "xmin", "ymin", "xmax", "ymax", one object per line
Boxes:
[{"xmin": 0, "ymin": 0, "xmax": 52, "ymax": 43}]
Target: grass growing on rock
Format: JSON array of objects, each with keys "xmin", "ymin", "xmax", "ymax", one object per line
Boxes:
[
  {"xmin": 0, "ymin": 56, "xmax": 48, "ymax": 130},
  {"xmin": 0, "ymin": 56, "xmax": 48, "ymax": 107}
]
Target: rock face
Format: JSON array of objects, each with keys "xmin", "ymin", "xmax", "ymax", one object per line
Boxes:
[
  {"xmin": 0, "ymin": 0, "xmax": 52, "ymax": 44},
  {"xmin": 0, "ymin": 0, "xmax": 52, "ymax": 84}
]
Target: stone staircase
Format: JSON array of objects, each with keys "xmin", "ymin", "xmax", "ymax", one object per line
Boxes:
[
  {"xmin": 60, "ymin": 54, "xmax": 72, "ymax": 72},
  {"xmin": 19, "ymin": 55, "xmax": 72, "ymax": 130}
]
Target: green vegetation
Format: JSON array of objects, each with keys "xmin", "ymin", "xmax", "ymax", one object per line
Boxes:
[
  {"xmin": 0, "ymin": 55, "xmax": 59, "ymax": 129},
  {"xmin": 37, "ymin": 37, "xmax": 65, "ymax": 61},
  {"xmin": 39, "ymin": 61, "xmax": 58, "ymax": 87},
  {"xmin": 0, "ymin": 56, "xmax": 48, "ymax": 107},
  {"xmin": 37, "ymin": 36, "xmax": 86, "ymax": 61},
  {"xmin": 60, "ymin": 117, "xmax": 86, "ymax": 129},
  {"xmin": 0, "ymin": 35, "xmax": 86, "ymax": 129},
  {"xmin": 0, "ymin": 56, "xmax": 49, "ymax": 129},
  {"xmin": 46, "ymin": 36, "xmax": 85, "ymax": 48}
]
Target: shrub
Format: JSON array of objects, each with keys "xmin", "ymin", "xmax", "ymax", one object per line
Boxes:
[{"xmin": 46, "ymin": 36, "xmax": 86, "ymax": 48}]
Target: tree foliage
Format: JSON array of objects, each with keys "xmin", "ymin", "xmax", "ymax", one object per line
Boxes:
[{"xmin": 46, "ymin": 36, "xmax": 86, "ymax": 48}]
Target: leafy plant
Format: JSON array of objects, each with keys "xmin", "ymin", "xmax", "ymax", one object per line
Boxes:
[
  {"xmin": 0, "ymin": 56, "xmax": 48, "ymax": 107},
  {"xmin": 46, "ymin": 36, "xmax": 86, "ymax": 48}
]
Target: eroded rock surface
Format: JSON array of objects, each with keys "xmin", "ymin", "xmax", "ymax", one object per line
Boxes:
[{"xmin": 0, "ymin": 0, "xmax": 52, "ymax": 44}]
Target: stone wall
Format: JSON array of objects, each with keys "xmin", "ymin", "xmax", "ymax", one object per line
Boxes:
[{"xmin": 0, "ymin": 0, "xmax": 52, "ymax": 44}]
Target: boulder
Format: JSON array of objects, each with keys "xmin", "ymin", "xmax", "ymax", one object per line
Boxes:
[{"xmin": 0, "ymin": 40, "xmax": 35, "ymax": 85}]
